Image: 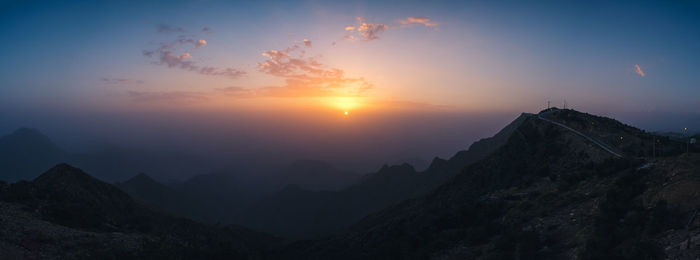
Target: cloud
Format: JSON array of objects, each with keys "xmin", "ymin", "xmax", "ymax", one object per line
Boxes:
[
  {"xmin": 303, "ymin": 39, "xmax": 312, "ymax": 47},
  {"xmin": 202, "ymin": 27, "xmax": 213, "ymax": 34},
  {"xmin": 368, "ymin": 99, "xmax": 451, "ymax": 110},
  {"xmin": 217, "ymin": 86, "xmax": 254, "ymax": 97},
  {"xmin": 156, "ymin": 24, "xmax": 185, "ymax": 33},
  {"xmin": 343, "ymin": 16, "xmax": 438, "ymax": 42},
  {"xmin": 217, "ymin": 85, "xmax": 338, "ymax": 98},
  {"xmin": 634, "ymin": 64, "xmax": 645, "ymax": 77},
  {"xmin": 256, "ymin": 42, "xmax": 372, "ymax": 97},
  {"xmin": 398, "ymin": 16, "xmax": 438, "ymax": 27},
  {"xmin": 101, "ymin": 78, "xmax": 144, "ymax": 85},
  {"xmin": 127, "ymin": 90, "xmax": 208, "ymax": 103},
  {"xmin": 143, "ymin": 36, "xmax": 245, "ymax": 79},
  {"xmin": 354, "ymin": 17, "xmax": 388, "ymax": 41},
  {"xmin": 195, "ymin": 39, "xmax": 207, "ymax": 48}
]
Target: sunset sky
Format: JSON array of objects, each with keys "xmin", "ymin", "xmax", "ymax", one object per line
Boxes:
[{"xmin": 1, "ymin": 0, "xmax": 699, "ymax": 175}]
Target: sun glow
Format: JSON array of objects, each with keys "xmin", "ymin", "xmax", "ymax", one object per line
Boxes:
[{"xmin": 328, "ymin": 96, "xmax": 363, "ymax": 113}]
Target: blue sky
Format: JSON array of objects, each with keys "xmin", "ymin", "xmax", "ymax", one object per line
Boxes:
[{"xmin": 1, "ymin": 0, "xmax": 699, "ymax": 153}]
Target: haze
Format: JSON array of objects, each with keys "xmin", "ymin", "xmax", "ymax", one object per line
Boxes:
[{"xmin": 1, "ymin": 0, "xmax": 699, "ymax": 181}]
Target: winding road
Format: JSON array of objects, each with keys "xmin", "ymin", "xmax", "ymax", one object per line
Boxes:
[{"xmin": 534, "ymin": 113, "xmax": 624, "ymax": 158}]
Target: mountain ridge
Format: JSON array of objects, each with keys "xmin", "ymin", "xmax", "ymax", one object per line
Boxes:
[
  {"xmin": 0, "ymin": 163, "xmax": 278, "ymax": 259},
  {"xmin": 278, "ymin": 109, "xmax": 696, "ymax": 259}
]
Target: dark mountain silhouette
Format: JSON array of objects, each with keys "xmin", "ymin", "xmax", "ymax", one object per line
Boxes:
[
  {"xmin": 2, "ymin": 109, "xmax": 697, "ymax": 259},
  {"xmin": 275, "ymin": 160, "xmax": 361, "ymax": 191},
  {"xmin": 115, "ymin": 172, "xmax": 186, "ymax": 213},
  {"xmin": 0, "ymin": 128, "xmax": 70, "ymax": 181},
  {"xmin": 0, "ymin": 127, "xmax": 208, "ymax": 182},
  {"xmin": 116, "ymin": 160, "xmax": 362, "ymax": 227},
  {"xmin": 0, "ymin": 164, "xmax": 276, "ymax": 259},
  {"xmin": 389, "ymin": 157, "xmax": 430, "ymax": 172},
  {"xmin": 277, "ymin": 109, "xmax": 695, "ymax": 259},
  {"xmin": 238, "ymin": 113, "xmax": 529, "ymax": 238},
  {"xmin": 116, "ymin": 172, "xmax": 253, "ymax": 224}
]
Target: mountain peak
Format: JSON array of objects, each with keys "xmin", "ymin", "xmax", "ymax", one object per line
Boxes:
[
  {"xmin": 33, "ymin": 163, "xmax": 92, "ymax": 184},
  {"xmin": 12, "ymin": 127, "xmax": 45, "ymax": 136},
  {"xmin": 125, "ymin": 172, "xmax": 156, "ymax": 184},
  {"xmin": 2, "ymin": 127, "xmax": 54, "ymax": 146},
  {"xmin": 428, "ymin": 157, "xmax": 448, "ymax": 169}
]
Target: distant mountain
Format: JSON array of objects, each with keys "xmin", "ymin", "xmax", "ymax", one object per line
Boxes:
[
  {"xmin": 116, "ymin": 172, "xmax": 252, "ymax": 224},
  {"xmin": 238, "ymin": 113, "xmax": 529, "ymax": 238},
  {"xmin": 116, "ymin": 159, "xmax": 361, "ymax": 229},
  {"xmin": 116, "ymin": 173, "xmax": 186, "ymax": 213},
  {"xmin": 389, "ymin": 157, "xmax": 430, "ymax": 172},
  {"xmin": 0, "ymin": 128, "xmax": 70, "ymax": 181},
  {"xmin": 0, "ymin": 164, "xmax": 276, "ymax": 259},
  {"xmin": 1, "ymin": 109, "xmax": 698, "ymax": 259},
  {"xmin": 275, "ymin": 160, "xmax": 361, "ymax": 191},
  {"xmin": 280, "ymin": 109, "xmax": 695, "ymax": 259},
  {"xmin": 0, "ymin": 127, "xmax": 212, "ymax": 182}
]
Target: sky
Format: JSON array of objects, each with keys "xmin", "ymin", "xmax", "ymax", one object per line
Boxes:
[{"xmin": 1, "ymin": 0, "xmax": 699, "ymax": 177}]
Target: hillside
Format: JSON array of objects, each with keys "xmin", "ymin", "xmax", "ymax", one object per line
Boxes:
[
  {"xmin": 1, "ymin": 109, "xmax": 697, "ymax": 259},
  {"xmin": 0, "ymin": 128, "xmax": 70, "ymax": 182},
  {"xmin": 0, "ymin": 164, "xmax": 277, "ymax": 259},
  {"xmin": 278, "ymin": 109, "xmax": 697, "ymax": 259},
  {"xmin": 238, "ymin": 113, "xmax": 529, "ymax": 238}
]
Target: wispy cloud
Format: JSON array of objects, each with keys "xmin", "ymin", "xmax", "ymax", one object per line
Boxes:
[
  {"xmin": 156, "ymin": 24, "xmax": 185, "ymax": 34},
  {"xmin": 354, "ymin": 17, "xmax": 388, "ymax": 41},
  {"xmin": 303, "ymin": 39, "xmax": 312, "ymax": 47},
  {"xmin": 143, "ymin": 26, "xmax": 245, "ymax": 79},
  {"xmin": 217, "ymin": 85, "xmax": 340, "ymax": 98},
  {"xmin": 256, "ymin": 41, "xmax": 372, "ymax": 97},
  {"xmin": 101, "ymin": 78, "xmax": 144, "ymax": 85},
  {"xmin": 202, "ymin": 27, "xmax": 213, "ymax": 34},
  {"xmin": 128, "ymin": 90, "xmax": 208, "ymax": 103},
  {"xmin": 634, "ymin": 64, "xmax": 645, "ymax": 77},
  {"xmin": 398, "ymin": 16, "xmax": 438, "ymax": 27},
  {"xmin": 344, "ymin": 16, "xmax": 437, "ymax": 42}
]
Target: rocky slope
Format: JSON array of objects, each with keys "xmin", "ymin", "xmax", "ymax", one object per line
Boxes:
[
  {"xmin": 0, "ymin": 164, "xmax": 277, "ymax": 259},
  {"xmin": 278, "ymin": 109, "xmax": 697, "ymax": 260}
]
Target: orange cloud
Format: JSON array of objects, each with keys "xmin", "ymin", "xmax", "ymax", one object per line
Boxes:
[
  {"xmin": 341, "ymin": 17, "xmax": 388, "ymax": 41},
  {"xmin": 195, "ymin": 39, "xmax": 207, "ymax": 48},
  {"xmin": 634, "ymin": 64, "xmax": 645, "ymax": 77},
  {"xmin": 354, "ymin": 17, "xmax": 388, "ymax": 41},
  {"xmin": 344, "ymin": 16, "xmax": 436, "ymax": 42},
  {"xmin": 398, "ymin": 16, "xmax": 438, "ymax": 27},
  {"xmin": 256, "ymin": 42, "xmax": 372, "ymax": 97}
]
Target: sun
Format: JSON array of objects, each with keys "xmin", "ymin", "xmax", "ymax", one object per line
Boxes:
[{"xmin": 326, "ymin": 96, "xmax": 362, "ymax": 115}]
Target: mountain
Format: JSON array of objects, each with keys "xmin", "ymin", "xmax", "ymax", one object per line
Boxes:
[
  {"xmin": 0, "ymin": 127, "xmax": 209, "ymax": 182},
  {"xmin": 238, "ymin": 113, "xmax": 529, "ymax": 238},
  {"xmin": 115, "ymin": 172, "xmax": 186, "ymax": 213},
  {"xmin": 275, "ymin": 160, "xmax": 361, "ymax": 191},
  {"xmin": 0, "ymin": 128, "xmax": 70, "ymax": 181},
  {"xmin": 116, "ymin": 160, "xmax": 361, "ymax": 232},
  {"xmin": 1, "ymin": 109, "xmax": 697, "ymax": 259},
  {"xmin": 116, "ymin": 172, "xmax": 254, "ymax": 224},
  {"xmin": 0, "ymin": 164, "xmax": 276, "ymax": 259},
  {"xmin": 278, "ymin": 108, "xmax": 695, "ymax": 259}
]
